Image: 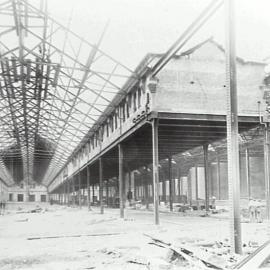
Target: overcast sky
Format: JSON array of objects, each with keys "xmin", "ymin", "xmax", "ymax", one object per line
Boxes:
[{"xmin": 48, "ymin": 0, "xmax": 270, "ymax": 70}]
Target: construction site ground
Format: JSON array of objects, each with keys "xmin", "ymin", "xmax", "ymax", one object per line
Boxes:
[{"xmin": 0, "ymin": 204, "xmax": 269, "ymax": 270}]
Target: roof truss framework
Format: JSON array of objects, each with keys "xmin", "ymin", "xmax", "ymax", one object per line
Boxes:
[{"xmin": 0, "ymin": 0, "xmax": 135, "ymax": 186}]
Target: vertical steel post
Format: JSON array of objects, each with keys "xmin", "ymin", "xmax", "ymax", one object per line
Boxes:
[
  {"xmin": 134, "ymin": 175, "xmax": 137, "ymax": 201},
  {"xmin": 152, "ymin": 118, "xmax": 160, "ymax": 225},
  {"xmin": 264, "ymin": 125, "xmax": 270, "ymax": 219},
  {"xmin": 87, "ymin": 166, "xmax": 91, "ymax": 210},
  {"xmin": 106, "ymin": 180, "xmax": 109, "ymax": 206},
  {"xmin": 162, "ymin": 179, "xmax": 166, "ymax": 202},
  {"xmin": 72, "ymin": 176, "xmax": 75, "ymax": 206},
  {"xmin": 144, "ymin": 168, "xmax": 149, "ymax": 209},
  {"xmin": 118, "ymin": 143, "xmax": 124, "ymax": 218},
  {"xmin": 178, "ymin": 168, "xmax": 181, "ymax": 202},
  {"xmin": 64, "ymin": 182, "xmax": 67, "ymax": 205},
  {"xmin": 92, "ymin": 183, "xmax": 95, "ymax": 204},
  {"xmin": 216, "ymin": 156, "xmax": 221, "ymax": 200},
  {"xmin": 203, "ymin": 144, "xmax": 210, "ymax": 212},
  {"xmin": 195, "ymin": 165, "xmax": 199, "ymax": 209},
  {"xmin": 225, "ymin": 0, "xmax": 242, "ymax": 254},
  {"xmin": 168, "ymin": 157, "xmax": 173, "ymax": 211},
  {"xmin": 99, "ymin": 158, "xmax": 104, "ymax": 214},
  {"xmin": 128, "ymin": 171, "xmax": 131, "ymax": 191},
  {"xmin": 188, "ymin": 172, "xmax": 192, "ymax": 206},
  {"xmin": 245, "ymin": 148, "xmax": 251, "ymax": 200},
  {"xmin": 67, "ymin": 179, "xmax": 70, "ymax": 206},
  {"xmin": 78, "ymin": 170, "xmax": 81, "ymax": 209}
]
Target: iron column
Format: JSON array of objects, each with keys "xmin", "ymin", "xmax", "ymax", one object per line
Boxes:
[
  {"xmin": 118, "ymin": 143, "xmax": 124, "ymax": 218},
  {"xmin": 87, "ymin": 166, "xmax": 91, "ymax": 210},
  {"xmin": 195, "ymin": 165, "xmax": 199, "ymax": 210},
  {"xmin": 168, "ymin": 157, "xmax": 173, "ymax": 211},
  {"xmin": 264, "ymin": 124, "xmax": 270, "ymax": 219},
  {"xmin": 216, "ymin": 156, "xmax": 221, "ymax": 200},
  {"xmin": 203, "ymin": 144, "xmax": 210, "ymax": 212},
  {"xmin": 178, "ymin": 167, "xmax": 181, "ymax": 202},
  {"xmin": 67, "ymin": 178, "xmax": 70, "ymax": 206},
  {"xmin": 152, "ymin": 118, "xmax": 160, "ymax": 225},
  {"xmin": 99, "ymin": 158, "xmax": 104, "ymax": 214},
  {"xmin": 72, "ymin": 176, "xmax": 75, "ymax": 206},
  {"xmin": 245, "ymin": 148, "xmax": 251, "ymax": 200},
  {"xmin": 78, "ymin": 170, "xmax": 81, "ymax": 209},
  {"xmin": 225, "ymin": 0, "xmax": 242, "ymax": 254}
]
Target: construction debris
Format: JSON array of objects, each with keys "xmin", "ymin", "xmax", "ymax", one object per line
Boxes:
[
  {"xmin": 15, "ymin": 218, "xmax": 28, "ymax": 222},
  {"xmin": 27, "ymin": 232, "xmax": 122, "ymax": 240},
  {"xmin": 144, "ymin": 234, "xmax": 223, "ymax": 270}
]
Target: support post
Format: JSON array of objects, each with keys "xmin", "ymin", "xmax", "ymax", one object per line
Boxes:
[
  {"xmin": 64, "ymin": 183, "xmax": 67, "ymax": 205},
  {"xmin": 168, "ymin": 157, "xmax": 173, "ymax": 211},
  {"xmin": 203, "ymin": 144, "xmax": 210, "ymax": 212},
  {"xmin": 178, "ymin": 167, "xmax": 181, "ymax": 202},
  {"xmin": 128, "ymin": 171, "xmax": 131, "ymax": 191},
  {"xmin": 195, "ymin": 165, "xmax": 199, "ymax": 210},
  {"xmin": 118, "ymin": 143, "xmax": 124, "ymax": 218},
  {"xmin": 144, "ymin": 168, "xmax": 149, "ymax": 209},
  {"xmin": 106, "ymin": 180, "xmax": 109, "ymax": 206},
  {"xmin": 264, "ymin": 125, "xmax": 270, "ymax": 219},
  {"xmin": 162, "ymin": 179, "xmax": 166, "ymax": 202},
  {"xmin": 134, "ymin": 175, "xmax": 137, "ymax": 201},
  {"xmin": 87, "ymin": 166, "xmax": 91, "ymax": 210},
  {"xmin": 188, "ymin": 171, "xmax": 192, "ymax": 206},
  {"xmin": 216, "ymin": 156, "xmax": 221, "ymax": 200},
  {"xmin": 92, "ymin": 184, "xmax": 95, "ymax": 204},
  {"xmin": 152, "ymin": 118, "xmax": 160, "ymax": 225},
  {"xmin": 82, "ymin": 187, "xmax": 85, "ymax": 204},
  {"xmin": 99, "ymin": 158, "xmax": 104, "ymax": 214},
  {"xmin": 225, "ymin": 0, "xmax": 242, "ymax": 254},
  {"xmin": 72, "ymin": 176, "xmax": 75, "ymax": 207},
  {"xmin": 78, "ymin": 171, "xmax": 81, "ymax": 209},
  {"xmin": 245, "ymin": 148, "xmax": 251, "ymax": 200},
  {"xmin": 67, "ymin": 179, "xmax": 70, "ymax": 206}
]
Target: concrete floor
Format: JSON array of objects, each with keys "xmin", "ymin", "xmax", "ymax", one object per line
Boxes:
[{"xmin": 0, "ymin": 204, "xmax": 269, "ymax": 269}]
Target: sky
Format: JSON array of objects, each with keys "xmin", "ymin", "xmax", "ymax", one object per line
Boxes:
[{"xmin": 46, "ymin": 0, "xmax": 270, "ymax": 71}]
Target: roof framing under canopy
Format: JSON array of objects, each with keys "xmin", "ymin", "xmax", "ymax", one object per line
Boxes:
[{"xmin": 0, "ymin": 0, "xmax": 136, "ymax": 186}]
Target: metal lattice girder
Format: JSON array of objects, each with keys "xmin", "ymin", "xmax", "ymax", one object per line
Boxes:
[{"xmin": 0, "ymin": 0, "xmax": 136, "ymax": 186}]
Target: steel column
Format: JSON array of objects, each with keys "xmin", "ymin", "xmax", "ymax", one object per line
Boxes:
[
  {"xmin": 144, "ymin": 168, "xmax": 149, "ymax": 209},
  {"xmin": 245, "ymin": 148, "xmax": 251, "ymax": 200},
  {"xmin": 264, "ymin": 125, "xmax": 270, "ymax": 219},
  {"xmin": 225, "ymin": 0, "xmax": 242, "ymax": 254},
  {"xmin": 162, "ymin": 179, "xmax": 166, "ymax": 202},
  {"xmin": 72, "ymin": 176, "xmax": 75, "ymax": 206},
  {"xmin": 168, "ymin": 157, "xmax": 173, "ymax": 211},
  {"xmin": 152, "ymin": 118, "xmax": 160, "ymax": 225},
  {"xmin": 99, "ymin": 158, "xmax": 104, "ymax": 214},
  {"xmin": 178, "ymin": 168, "xmax": 181, "ymax": 202},
  {"xmin": 188, "ymin": 172, "xmax": 192, "ymax": 206},
  {"xmin": 67, "ymin": 179, "xmax": 70, "ymax": 206},
  {"xmin": 92, "ymin": 184, "xmax": 95, "ymax": 204},
  {"xmin": 134, "ymin": 176, "xmax": 137, "ymax": 200},
  {"xmin": 78, "ymin": 171, "xmax": 81, "ymax": 209},
  {"xmin": 106, "ymin": 180, "xmax": 109, "ymax": 206},
  {"xmin": 87, "ymin": 166, "xmax": 91, "ymax": 210},
  {"xmin": 195, "ymin": 165, "xmax": 199, "ymax": 210},
  {"xmin": 118, "ymin": 143, "xmax": 124, "ymax": 218},
  {"xmin": 64, "ymin": 183, "xmax": 67, "ymax": 204},
  {"xmin": 216, "ymin": 156, "xmax": 221, "ymax": 200},
  {"xmin": 203, "ymin": 144, "xmax": 210, "ymax": 212}
]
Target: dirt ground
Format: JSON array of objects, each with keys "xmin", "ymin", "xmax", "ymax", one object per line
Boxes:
[{"xmin": 0, "ymin": 204, "xmax": 269, "ymax": 270}]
